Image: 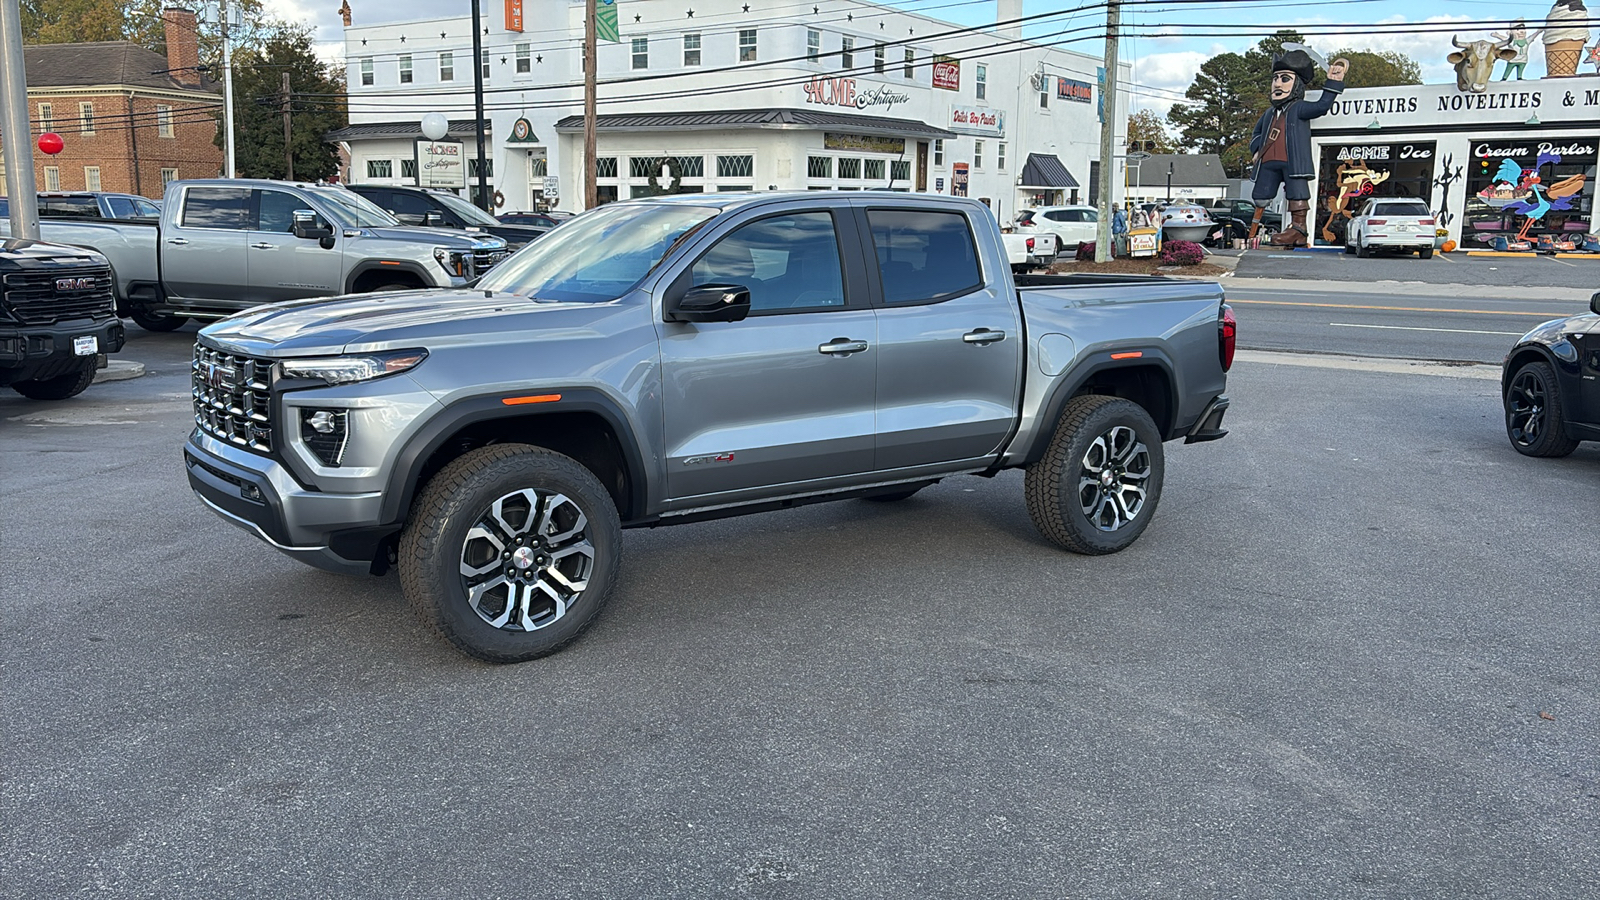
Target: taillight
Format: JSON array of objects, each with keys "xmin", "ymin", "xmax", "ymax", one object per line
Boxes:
[
  {"xmin": 1219, "ymin": 305, "xmax": 1236, "ymax": 372},
  {"xmin": 1418, "ymin": 218, "xmax": 1435, "ymax": 225},
  {"xmin": 1367, "ymin": 218, "xmax": 1388, "ymax": 226},
  {"xmin": 1026, "ymin": 237, "xmax": 1035, "ymax": 251}
]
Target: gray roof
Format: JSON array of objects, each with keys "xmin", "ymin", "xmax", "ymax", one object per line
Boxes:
[
  {"xmin": 552, "ymin": 108, "xmax": 954, "ymax": 138},
  {"xmin": 325, "ymin": 119, "xmax": 493, "ymax": 142},
  {"xmin": 1019, "ymin": 153, "xmax": 1078, "ymax": 188},
  {"xmin": 1127, "ymin": 154, "xmax": 1228, "ymax": 188},
  {"xmin": 23, "ymin": 41, "xmax": 218, "ymax": 93}
]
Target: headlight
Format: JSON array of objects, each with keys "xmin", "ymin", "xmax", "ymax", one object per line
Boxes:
[
  {"xmin": 433, "ymin": 247, "xmax": 470, "ymax": 277},
  {"xmin": 279, "ymin": 349, "xmax": 428, "ymax": 385}
]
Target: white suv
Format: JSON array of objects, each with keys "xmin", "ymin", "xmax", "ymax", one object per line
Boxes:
[
  {"xmin": 1016, "ymin": 205, "xmax": 1100, "ymax": 251},
  {"xmin": 1345, "ymin": 199, "xmax": 1437, "ymax": 259}
]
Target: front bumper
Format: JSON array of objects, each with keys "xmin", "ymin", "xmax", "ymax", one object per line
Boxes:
[
  {"xmin": 0, "ymin": 317, "xmax": 124, "ymax": 382},
  {"xmin": 184, "ymin": 430, "xmax": 393, "ymax": 576}
]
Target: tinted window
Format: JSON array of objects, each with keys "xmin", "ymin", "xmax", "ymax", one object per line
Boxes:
[
  {"xmin": 39, "ymin": 196, "xmax": 101, "ymax": 218},
  {"xmin": 181, "ymin": 187, "xmax": 250, "ymax": 229},
  {"xmin": 383, "ymin": 191, "xmax": 438, "ymax": 220},
  {"xmin": 1373, "ymin": 202, "xmax": 1430, "ymax": 217},
  {"xmin": 867, "ymin": 209, "xmax": 982, "ymax": 305},
  {"xmin": 691, "ymin": 212, "xmax": 845, "ymax": 313},
  {"xmin": 106, "ymin": 197, "xmax": 137, "ymax": 218},
  {"xmin": 255, "ymin": 189, "xmax": 305, "ymax": 233},
  {"xmin": 134, "ymin": 199, "xmax": 161, "ymax": 217}
]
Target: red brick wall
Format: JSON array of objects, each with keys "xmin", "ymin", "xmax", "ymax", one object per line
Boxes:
[{"xmin": 15, "ymin": 91, "xmax": 223, "ymax": 199}]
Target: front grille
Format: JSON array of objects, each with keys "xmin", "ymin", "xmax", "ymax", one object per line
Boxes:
[
  {"xmin": 473, "ymin": 249, "xmax": 511, "ymax": 275},
  {"xmin": 1, "ymin": 266, "xmax": 115, "ymax": 325},
  {"xmin": 192, "ymin": 345, "xmax": 274, "ymax": 454}
]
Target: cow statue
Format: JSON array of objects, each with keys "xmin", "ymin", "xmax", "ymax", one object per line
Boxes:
[{"xmin": 1450, "ymin": 36, "xmax": 1518, "ymax": 93}]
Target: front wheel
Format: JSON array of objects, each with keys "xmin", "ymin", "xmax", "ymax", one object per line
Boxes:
[
  {"xmin": 1505, "ymin": 361, "xmax": 1581, "ymax": 457},
  {"xmin": 399, "ymin": 444, "xmax": 622, "ymax": 662},
  {"xmin": 128, "ymin": 307, "xmax": 188, "ymax": 332},
  {"xmin": 11, "ymin": 359, "xmax": 97, "ymax": 400},
  {"xmin": 1025, "ymin": 395, "xmax": 1165, "ymax": 554}
]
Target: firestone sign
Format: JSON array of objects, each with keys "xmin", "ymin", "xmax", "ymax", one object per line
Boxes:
[
  {"xmin": 802, "ymin": 77, "xmax": 911, "ymax": 112},
  {"xmin": 948, "ymin": 106, "xmax": 1004, "ymax": 138},
  {"xmin": 1056, "ymin": 77, "xmax": 1093, "ymax": 103}
]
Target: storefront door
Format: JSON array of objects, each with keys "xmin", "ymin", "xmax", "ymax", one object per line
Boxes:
[
  {"xmin": 1315, "ymin": 142, "xmax": 1437, "ymax": 246},
  {"xmin": 916, "ymin": 142, "xmax": 928, "ymax": 192}
]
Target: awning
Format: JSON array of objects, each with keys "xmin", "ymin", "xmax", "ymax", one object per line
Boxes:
[
  {"xmin": 1019, "ymin": 153, "xmax": 1078, "ymax": 189},
  {"xmin": 553, "ymin": 107, "xmax": 954, "ymax": 139},
  {"xmin": 324, "ymin": 119, "xmax": 492, "ymax": 142}
]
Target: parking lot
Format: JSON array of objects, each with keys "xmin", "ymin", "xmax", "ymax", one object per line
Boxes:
[{"xmin": 3, "ymin": 325, "xmax": 1596, "ymax": 898}]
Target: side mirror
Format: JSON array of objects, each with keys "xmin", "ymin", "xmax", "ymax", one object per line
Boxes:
[
  {"xmin": 291, "ymin": 209, "xmax": 333, "ymax": 241},
  {"xmin": 1591, "ymin": 291, "xmax": 1600, "ymax": 316},
  {"xmin": 395, "ymin": 212, "xmax": 426, "ymax": 226},
  {"xmin": 424, "ymin": 210, "xmax": 446, "ymax": 227},
  {"xmin": 666, "ymin": 283, "xmax": 751, "ymax": 323}
]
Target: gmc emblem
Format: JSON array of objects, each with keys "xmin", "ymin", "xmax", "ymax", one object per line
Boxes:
[{"xmin": 55, "ymin": 277, "xmax": 95, "ymax": 291}]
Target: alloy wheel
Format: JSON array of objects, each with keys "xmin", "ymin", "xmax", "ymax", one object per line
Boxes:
[
  {"xmin": 1076, "ymin": 425, "xmax": 1151, "ymax": 532},
  {"xmin": 1507, "ymin": 369, "xmax": 1549, "ymax": 446},
  {"xmin": 458, "ymin": 488, "xmax": 594, "ymax": 631}
]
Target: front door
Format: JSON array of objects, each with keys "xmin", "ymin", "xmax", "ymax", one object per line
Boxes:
[
  {"xmin": 162, "ymin": 184, "xmax": 251, "ymax": 305},
  {"xmin": 861, "ymin": 206, "xmax": 1022, "ymax": 470},
  {"xmin": 246, "ymin": 189, "xmax": 346, "ymax": 303},
  {"xmin": 659, "ymin": 209, "xmax": 876, "ymax": 501}
]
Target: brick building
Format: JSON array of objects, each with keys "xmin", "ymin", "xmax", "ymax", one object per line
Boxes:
[{"xmin": 0, "ymin": 8, "xmax": 223, "ymax": 200}]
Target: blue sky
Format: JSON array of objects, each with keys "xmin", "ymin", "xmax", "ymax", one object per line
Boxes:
[{"xmin": 264, "ymin": 0, "xmax": 1587, "ymax": 116}]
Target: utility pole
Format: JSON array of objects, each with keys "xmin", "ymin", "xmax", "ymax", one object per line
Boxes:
[
  {"xmin": 281, "ymin": 71, "xmax": 294, "ymax": 181},
  {"xmin": 221, "ymin": 0, "xmax": 236, "ymax": 177},
  {"xmin": 469, "ymin": 0, "xmax": 490, "ymax": 211},
  {"xmin": 583, "ymin": 0, "xmax": 597, "ymax": 210},
  {"xmin": 1094, "ymin": 0, "xmax": 1120, "ymax": 263},
  {"xmin": 1, "ymin": 0, "xmax": 39, "ymax": 239}
]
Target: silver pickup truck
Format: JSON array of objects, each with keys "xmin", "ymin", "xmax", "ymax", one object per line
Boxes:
[
  {"xmin": 0, "ymin": 179, "xmax": 508, "ymax": 332},
  {"xmin": 184, "ymin": 193, "xmax": 1234, "ymax": 662}
]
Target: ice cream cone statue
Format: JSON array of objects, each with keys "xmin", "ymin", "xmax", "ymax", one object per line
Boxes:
[{"xmin": 1543, "ymin": 0, "xmax": 1590, "ymax": 77}]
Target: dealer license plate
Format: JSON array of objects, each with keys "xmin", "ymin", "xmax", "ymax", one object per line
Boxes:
[{"xmin": 73, "ymin": 335, "xmax": 98, "ymax": 356}]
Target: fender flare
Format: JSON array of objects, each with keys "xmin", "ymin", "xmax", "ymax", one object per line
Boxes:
[
  {"xmin": 1019, "ymin": 349, "xmax": 1181, "ymax": 465},
  {"xmin": 345, "ymin": 259, "xmax": 435, "ymax": 293}
]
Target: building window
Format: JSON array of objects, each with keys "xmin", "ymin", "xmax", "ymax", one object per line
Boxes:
[
  {"xmin": 482, "ymin": 50, "xmax": 491, "ymax": 79},
  {"xmin": 807, "ymin": 29, "xmax": 820, "ymax": 62},
  {"xmin": 399, "ymin": 54, "xmax": 413, "ymax": 83},
  {"xmin": 739, "ymin": 29, "xmax": 757, "ymax": 62},
  {"xmin": 841, "ymin": 37, "xmax": 853, "ymax": 70},
  {"xmin": 904, "ymin": 48, "xmax": 915, "ymax": 79},
  {"xmin": 933, "ymin": 139, "xmax": 944, "ymax": 166},
  {"xmin": 161, "ymin": 168, "xmax": 178, "ymax": 185},
  {"xmin": 807, "ymin": 156, "xmax": 832, "ymax": 178},
  {"xmin": 468, "ymin": 158, "xmax": 494, "ymax": 178},
  {"xmin": 440, "ymin": 52, "xmax": 454, "ymax": 82},
  {"xmin": 44, "ymin": 166, "xmax": 59, "ymax": 191},
  {"xmin": 717, "ymin": 154, "xmax": 754, "ymax": 178},
  {"xmin": 998, "ymin": 143, "xmax": 1006, "ymax": 171},
  {"xmin": 974, "ymin": 140, "xmax": 984, "ymax": 169},
  {"xmin": 157, "ymin": 105, "xmax": 174, "ymax": 137},
  {"xmin": 515, "ymin": 44, "xmax": 530, "ymax": 73},
  {"xmin": 37, "ymin": 102, "xmax": 52, "ymax": 132},
  {"xmin": 875, "ymin": 43, "xmax": 885, "ymax": 73},
  {"xmin": 632, "ymin": 37, "xmax": 648, "ymax": 70},
  {"xmin": 360, "ymin": 57, "xmax": 373, "ymax": 86},
  {"xmin": 77, "ymin": 102, "xmax": 95, "ymax": 135},
  {"xmin": 684, "ymin": 33, "xmax": 701, "ymax": 66},
  {"xmin": 401, "ymin": 159, "xmax": 417, "ymax": 180},
  {"xmin": 84, "ymin": 166, "xmax": 102, "ymax": 191},
  {"xmin": 863, "ymin": 159, "xmax": 885, "ymax": 181},
  {"xmin": 839, "ymin": 157, "xmax": 861, "ymax": 179},
  {"xmin": 890, "ymin": 160, "xmax": 910, "ymax": 182},
  {"xmin": 1040, "ymin": 78, "xmax": 1049, "ymax": 109},
  {"xmin": 976, "ymin": 64, "xmax": 986, "ymax": 100},
  {"xmin": 367, "ymin": 159, "xmax": 393, "ymax": 178},
  {"xmin": 595, "ymin": 157, "xmax": 618, "ymax": 178}
]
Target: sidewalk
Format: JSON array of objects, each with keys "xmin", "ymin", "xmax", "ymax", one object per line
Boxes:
[{"xmin": 95, "ymin": 359, "xmax": 145, "ymax": 383}]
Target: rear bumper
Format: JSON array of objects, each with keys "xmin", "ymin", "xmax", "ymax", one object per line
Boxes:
[
  {"xmin": 0, "ymin": 317, "xmax": 124, "ymax": 383},
  {"xmin": 1184, "ymin": 394, "xmax": 1230, "ymax": 443},
  {"xmin": 1364, "ymin": 232, "xmax": 1431, "ymax": 248}
]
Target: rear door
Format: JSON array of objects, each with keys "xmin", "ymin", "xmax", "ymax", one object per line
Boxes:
[
  {"xmin": 246, "ymin": 188, "xmax": 346, "ymax": 302},
  {"xmin": 162, "ymin": 185, "xmax": 251, "ymax": 303},
  {"xmin": 659, "ymin": 207, "xmax": 878, "ymax": 501},
  {"xmin": 863, "ymin": 205, "xmax": 1023, "ymax": 470}
]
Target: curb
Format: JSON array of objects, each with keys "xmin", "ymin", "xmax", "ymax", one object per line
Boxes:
[{"xmin": 95, "ymin": 360, "xmax": 146, "ymax": 383}]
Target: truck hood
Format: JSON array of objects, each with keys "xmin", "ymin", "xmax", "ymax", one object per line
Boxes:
[
  {"xmin": 199, "ymin": 289, "xmax": 604, "ymax": 355},
  {"xmin": 360, "ymin": 226, "xmax": 505, "ymax": 250},
  {"xmin": 0, "ymin": 237, "xmax": 106, "ymax": 264}
]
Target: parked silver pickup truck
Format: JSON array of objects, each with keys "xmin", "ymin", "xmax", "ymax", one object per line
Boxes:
[
  {"xmin": 185, "ymin": 193, "xmax": 1234, "ymax": 662},
  {"xmin": 0, "ymin": 179, "xmax": 508, "ymax": 332}
]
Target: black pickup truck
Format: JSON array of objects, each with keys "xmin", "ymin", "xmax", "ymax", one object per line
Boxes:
[
  {"xmin": 0, "ymin": 239, "xmax": 124, "ymax": 400},
  {"xmin": 1205, "ymin": 199, "xmax": 1283, "ymax": 243}
]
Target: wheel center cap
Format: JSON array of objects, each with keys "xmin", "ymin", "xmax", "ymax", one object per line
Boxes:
[
  {"xmin": 1100, "ymin": 469, "xmax": 1116, "ymax": 487},
  {"xmin": 512, "ymin": 546, "xmax": 537, "ymax": 570}
]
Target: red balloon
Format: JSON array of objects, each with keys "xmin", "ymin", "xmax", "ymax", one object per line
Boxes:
[{"xmin": 37, "ymin": 132, "xmax": 64, "ymax": 155}]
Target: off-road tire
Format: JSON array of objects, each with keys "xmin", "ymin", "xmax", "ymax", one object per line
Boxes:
[
  {"xmin": 1025, "ymin": 395, "xmax": 1165, "ymax": 554},
  {"xmin": 128, "ymin": 308, "xmax": 187, "ymax": 332},
  {"xmin": 1505, "ymin": 360, "xmax": 1581, "ymax": 458},
  {"xmin": 399, "ymin": 444, "xmax": 622, "ymax": 663},
  {"xmin": 10, "ymin": 360, "xmax": 97, "ymax": 400}
]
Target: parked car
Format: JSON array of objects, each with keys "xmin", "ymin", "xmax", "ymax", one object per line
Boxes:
[
  {"xmin": 1502, "ymin": 291, "xmax": 1600, "ymax": 457},
  {"xmin": 345, "ymin": 184, "xmax": 549, "ymax": 249},
  {"xmin": 0, "ymin": 238, "xmax": 125, "ymax": 400},
  {"xmin": 1015, "ymin": 205, "xmax": 1099, "ymax": 251},
  {"xmin": 498, "ymin": 211, "xmax": 574, "ymax": 228},
  {"xmin": 1344, "ymin": 198, "xmax": 1436, "ymax": 258},
  {"xmin": 1204, "ymin": 198, "xmax": 1282, "ymax": 243},
  {"xmin": 0, "ymin": 192, "xmax": 162, "ymax": 220},
  {"xmin": 0, "ymin": 179, "xmax": 509, "ymax": 332},
  {"xmin": 1002, "ymin": 230, "xmax": 1059, "ymax": 272},
  {"xmin": 184, "ymin": 191, "xmax": 1234, "ymax": 662}
]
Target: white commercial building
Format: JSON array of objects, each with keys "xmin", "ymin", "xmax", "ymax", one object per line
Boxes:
[{"xmin": 333, "ymin": 0, "xmax": 1129, "ymax": 218}]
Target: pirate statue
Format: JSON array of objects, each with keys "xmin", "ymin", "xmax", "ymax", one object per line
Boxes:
[{"xmin": 1248, "ymin": 47, "xmax": 1349, "ymax": 247}]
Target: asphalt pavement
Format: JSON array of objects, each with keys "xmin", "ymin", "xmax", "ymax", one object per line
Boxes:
[
  {"xmin": 1227, "ymin": 246, "xmax": 1600, "ymax": 290},
  {"xmin": 2, "ymin": 327, "xmax": 1596, "ymax": 898}
]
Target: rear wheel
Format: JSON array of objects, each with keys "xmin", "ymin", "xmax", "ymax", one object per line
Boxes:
[
  {"xmin": 1356, "ymin": 237, "xmax": 1372, "ymax": 258},
  {"xmin": 1419, "ymin": 247, "xmax": 1434, "ymax": 259},
  {"xmin": 1025, "ymin": 395, "xmax": 1165, "ymax": 554},
  {"xmin": 399, "ymin": 444, "xmax": 622, "ymax": 663},
  {"xmin": 11, "ymin": 359, "xmax": 96, "ymax": 400},
  {"xmin": 1505, "ymin": 361, "xmax": 1581, "ymax": 457}
]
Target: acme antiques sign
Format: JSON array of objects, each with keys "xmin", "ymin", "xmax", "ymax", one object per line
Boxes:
[{"xmin": 802, "ymin": 77, "xmax": 911, "ymax": 112}]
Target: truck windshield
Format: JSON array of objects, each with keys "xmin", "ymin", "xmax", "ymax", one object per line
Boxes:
[
  {"xmin": 431, "ymin": 191, "xmax": 500, "ymax": 226},
  {"xmin": 477, "ymin": 204, "xmax": 720, "ymax": 303},
  {"xmin": 313, "ymin": 189, "xmax": 401, "ymax": 228}
]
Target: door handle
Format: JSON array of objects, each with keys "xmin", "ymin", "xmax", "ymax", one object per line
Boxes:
[
  {"xmin": 818, "ymin": 338, "xmax": 869, "ymax": 355},
  {"xmin": 166, "ymin": 238, "xmax": 189, "ymax": 245},
  {"xmin": 963, "ymin": 328, "xmax": 1006, "ymax": 344},
  {"xmin": 251, "ymin": 242, "xmax": 274, "ymax": 250}
]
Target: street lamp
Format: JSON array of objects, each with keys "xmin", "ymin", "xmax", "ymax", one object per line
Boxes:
[
  {"xmin": 421, "ymin": 113, "xmax": 448, "ymax": 142},
  {"xmin": 1166, "ymin": 161, "xmax": 1174, "ymax": 204}
]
